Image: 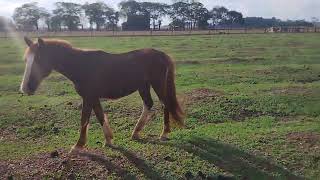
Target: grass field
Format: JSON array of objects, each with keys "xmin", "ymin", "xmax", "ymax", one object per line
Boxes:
[{"xmin": 0, "ymin": 33, "xmax": 320, "ymax": 179}]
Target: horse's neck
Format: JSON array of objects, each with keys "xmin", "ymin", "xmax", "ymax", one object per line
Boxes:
[{"xmin": 51, "ymin": 48, "xmax": 83, "ymax": 84}]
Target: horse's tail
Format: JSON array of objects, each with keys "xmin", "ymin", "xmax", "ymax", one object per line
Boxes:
[{"xmin": 164, "ymin": 56, "xmax": 185, "ymax": 127}]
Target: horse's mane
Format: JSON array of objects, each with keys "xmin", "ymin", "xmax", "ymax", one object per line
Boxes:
[
  {"xmin": 43, "ymin": 39, "xmax": 73, "ymax": 49},
  {"xmin": 43, "ymin": 39, "xmax": 104, "ymax": 53}
]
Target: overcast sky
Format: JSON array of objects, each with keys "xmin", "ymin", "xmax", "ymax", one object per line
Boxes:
[{"xmin": 0, "ymin": 0, "xmax": 319, "ymax": 22}]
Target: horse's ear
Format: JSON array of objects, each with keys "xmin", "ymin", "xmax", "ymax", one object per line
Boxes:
[
  {"xmin": 38, "ymin": 38, "xmax": 45, "ymax": 47},
  {"xmin": 24, "ymin": 37, "xmax": 33, "ymax": 47}
]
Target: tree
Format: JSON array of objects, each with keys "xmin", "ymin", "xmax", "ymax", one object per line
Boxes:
[
  {"xmin": 107, "ymin": 11, "xmax": 120, "ymax": 31},
  {"xmin": 50, "ymin": 15, "xmax": 63, "ymax": 31},
  {"xmin": 210, "ymin": 6, "xmax": 229, "ymax": 26},
  {"xmin": 83, "ymin": 2, "xmax": 112, "ymax": 30},
  {"xmin": 140, "ymin": 2, "xmax": 169, "ymax": 30},
  {"xmin": 41, "ymin": 11, "xmax": 51, "ymax": 31},
  {"xmin": 279, "ymin": 19, "xmax": 313, "ymax": 27},
  {"xmin": 158, "ymin": 19, "xmax": 162, "ymax": 30},
  {"xmin": 226, "ymin": 11, "xmax": 244, "ymax": 25},
  {"xmin": 170, "ymin": 19, "xmax": 185, "ymax": 30},
  {"xmin": 210, "ymin": 6, "xmax": 243, "ymax": 27},
  {"xmin": 120, "ymin": 1, "xmax": 169, "ymax": 30},
  {"xmin": 311, "ymin": 17, "xmax": 319, "ymax": 27},
  {"xmin": 119, "ymin": 0, "xmax": 143, "ymax": 16},
  {"xmin": 169, "ymin": 1, "xmax": 190, "ymax": 30},
  {"xmin": 13, "ymin": 2, "xmax": 48, "ymax": 30},
  {"xmin": 53, "ymin": 2, "xmax": 82, "ymax": 31},
  {"xmin": 189, "ymin": 2, "xmax": 210, "ymax": 29},
  {"xmin": 243, "ymin": 17, "xmax": 313, "ymax": 28},
  {"xmin": 169, "ymin": 0, "xmax": 210, "ymax": 30}
]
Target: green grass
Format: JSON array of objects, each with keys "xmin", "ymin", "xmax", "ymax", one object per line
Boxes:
[{"xmin": 0, "ymin": 33, "xmax": 320, "ymax": 179}]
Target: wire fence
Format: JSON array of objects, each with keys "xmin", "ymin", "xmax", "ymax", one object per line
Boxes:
[{"xmin": 1, "ymin": 27, "xmax": 319, "ymax": 38}]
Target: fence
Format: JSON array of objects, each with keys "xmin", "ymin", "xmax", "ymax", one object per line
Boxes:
[{"xmin": 1, "ymin": 27, "xmax": 319, "ymax": 38}]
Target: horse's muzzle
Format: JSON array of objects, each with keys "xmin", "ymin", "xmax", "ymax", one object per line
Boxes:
[{"xmin": 19, "ymin": 87, "xmax": 35, "ymax": 96}]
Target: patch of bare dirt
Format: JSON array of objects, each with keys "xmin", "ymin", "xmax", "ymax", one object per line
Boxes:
[
  {"xmin": 185, "ymin": 88, "xmax": 224, "ymax": 103},
  {"xmin": 232, "ymin": 109, "xmax": 263, "ymax": 121},
  {"xmin": 217, "ymin": 57, "xmax": 266, "ymax": 64},
  {"xmin": 286, "ymin": 132, "xmax": 320, "ymax": 151},
  {"xmin": 255, "ymin": 69, "xmax": 272, "ymax": 75},
  {"xmin": 177, "ymin": 59, "xmax": 226, "ymax": 65},
  {"xmin": 242, "ymin": 47, "xmax": 266, "ymax": 51},
  {"xmin": 287, "ymin": 41, "xmax": 305, "ymax": 47},
  {"xmin": 185, "ymin": 88, "xmax": 268, "ymax": 122},
  {"xmin": 269, "ymin": 86, "xmax": 312, "ymax": 95},
  {"xmin": 236, "ymin": 48, "xmax": 266, "ymax": 56},
  {"xmin": 296, "ymin": 78, "xmax": 320, "ymax": 84},
  {"xmin": 0, "ymin": 127, "xmax": 18, "ymax": 141},
  {"xmin": 219, "ymin": 57, "xmax": 247, "ymax": 64},
  {"xmin": 0, "ymin": 148, "xmax": 138, "ymax": 179},
  {"xmin": 178, "ymin": 58, "xmax": 268, "ymax": 65},
  {"xmin": 176, "ymin": 60, "xmax": 201, "ymax": 65},
  {"xmin": 278, "ymin": 116, "xmax": 299, "ymax": 122}
]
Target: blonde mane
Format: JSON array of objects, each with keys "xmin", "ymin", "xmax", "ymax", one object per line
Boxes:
[
  {"xmin": 43, "ymin": 39, "xmax": 101, "ymax": 52},
  {"xmin": 42, "ymin": 39, "xmax": 73, "ymax": 49}
]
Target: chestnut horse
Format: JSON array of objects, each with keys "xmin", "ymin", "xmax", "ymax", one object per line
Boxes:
[{"xmin": 20, "ymin": 37, "xmax": 184, "ymax": 152}]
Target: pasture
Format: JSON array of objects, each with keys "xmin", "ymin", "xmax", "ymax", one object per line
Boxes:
[{"xmin": 0, "ymin": 33, "xmax": 320, "ymax": 179}]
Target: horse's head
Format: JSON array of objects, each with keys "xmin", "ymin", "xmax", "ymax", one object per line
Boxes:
[{"xmin": 20, "ymin": 37, "xmax": 53, "ymax": 95}]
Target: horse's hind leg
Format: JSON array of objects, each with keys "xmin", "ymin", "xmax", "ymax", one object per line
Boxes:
[
  {"xmin": 132, "ymin": 83, "xmax": 154, "ymax": 140},
  {"xmin": 70, "ymin": 98, "xmax": 93, "ymax": 153},
  {"xmin": 93, "ymin": 100, "xmax": 113, "ymax": 146},
  {"xmin": 151, "ymin": 80, "xmax": 171, "ymax": 141}
]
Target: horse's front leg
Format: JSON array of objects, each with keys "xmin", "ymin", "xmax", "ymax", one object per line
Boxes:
[
  {"xmin": 70, "ymin": 98, "xmax": 93, "ymax": 153},
  {"xmin": 93, "ymin": 100, "xmax": 113, "ymax": 146}
]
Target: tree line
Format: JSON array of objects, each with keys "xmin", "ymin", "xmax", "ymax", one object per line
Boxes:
[
  {"xmin": 12, "ymin": 2, "xmax": 119, "ymax": 31},
  {"xmin": 1, "ymin": 0, "xmax": 315, "ymax": 32},
  {"xmin": 9, "ymin": 0, "xmax": 245, "ymax": 31}
]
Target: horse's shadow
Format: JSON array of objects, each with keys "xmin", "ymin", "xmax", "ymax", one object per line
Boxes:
[
  {"xmin": 76, "ymin": 150, "xmax": 136, "ymax": 179},
  {"xmin": 111, "ymin": 145, "xmax": 164, "ymax": 180},
  {"xmin": 77, "ymin": 145, "xmax": 164, "ymax": 180},
  {"xmin": 139, "ymin": 136, "xmax": 303, "ymax": 180},
  {"xmin": 76, "ymin": 136, "xmax": 303, "ymax": 180}
]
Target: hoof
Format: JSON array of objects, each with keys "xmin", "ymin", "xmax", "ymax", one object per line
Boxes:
[
  {"xmin": 159, "ymin": 136, "xmax": 170, "ymax": 141},
  {"xmin": 131, "ymin": 133, "xmax": 141, "ymax": 141},
  {"xmin": 104, "ymin": 143, "xmax": 114, "ymax": 148},
  {"xmin": 104, "ymin": 139, "xmax": 113, "ymax": 147},
  {"xmin": 69, "ymin": 145, "xmax": 86, "ymax": 155}
]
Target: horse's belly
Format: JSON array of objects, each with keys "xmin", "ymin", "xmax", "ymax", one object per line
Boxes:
[{"xmin": 101, "ymin": 87, "xmax": 138, "ymax": 99}]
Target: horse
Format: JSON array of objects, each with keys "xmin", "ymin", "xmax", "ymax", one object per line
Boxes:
[{"xmin": 20, "ymin": 37, "xmax": 184, "ymax": 153}]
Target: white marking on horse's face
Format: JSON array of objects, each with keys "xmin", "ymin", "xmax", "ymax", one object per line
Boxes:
[{"xmin": 20, "ymin": 51, "xmax": 35, "ymax": 94}]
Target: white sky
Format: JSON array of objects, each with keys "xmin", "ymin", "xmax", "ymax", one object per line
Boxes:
[{"xmin": 0, "ymin": 0, "xmax": 319, "ymax": 22}]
